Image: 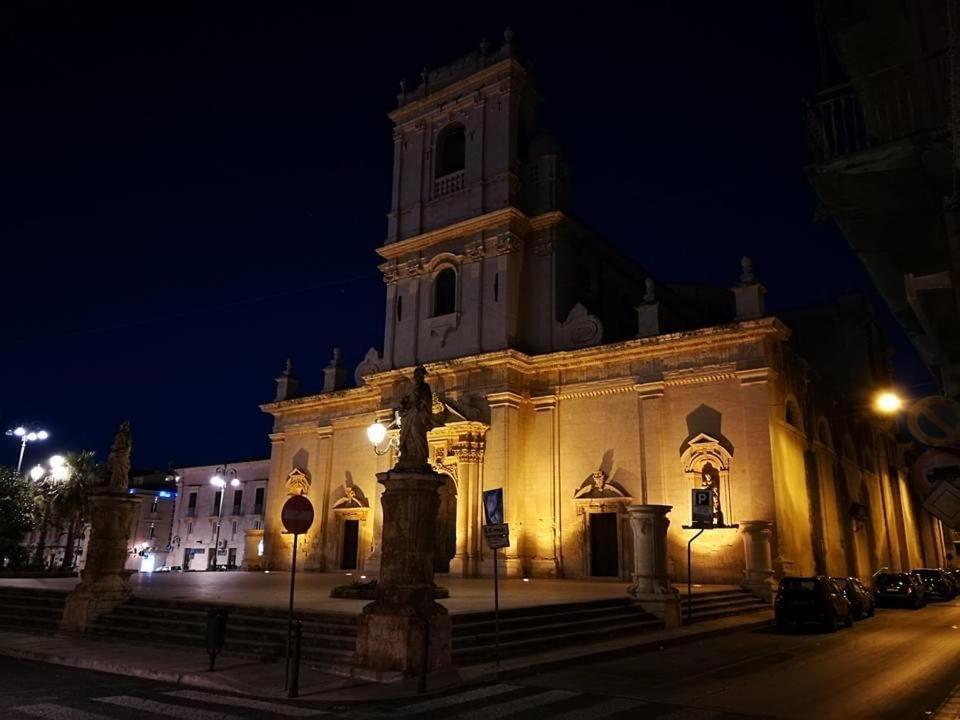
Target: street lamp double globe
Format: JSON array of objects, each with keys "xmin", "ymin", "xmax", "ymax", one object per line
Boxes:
[
  {"xmin": 209, "ymin": 465, "xmax": 239, "ymax": 571},
  {"xmin": 7, "ymin": 425, "xmax": 50, "ymax": 473}
]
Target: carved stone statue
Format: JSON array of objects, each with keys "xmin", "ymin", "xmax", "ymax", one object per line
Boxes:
[
  {"xmin": 105, "ymin": 421, "xmax": 132, "ymax": 493},
  {"xmin": 396, "ymin": 365, "xmax": 435, "ymax": 471}
]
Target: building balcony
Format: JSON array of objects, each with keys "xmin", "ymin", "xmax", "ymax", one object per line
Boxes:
[
  {"xmin": 805, "ymin": 52, "xmax": 947, "ymax": 163},
  {"xmin": 433, "ymin": 169, "xmax": 464, "ymax": 198}
]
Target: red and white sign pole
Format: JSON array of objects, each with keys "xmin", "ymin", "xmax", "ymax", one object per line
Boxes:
[{"xmin": 280, "ymin": 494, "xmax": 314, "ymax": 696}]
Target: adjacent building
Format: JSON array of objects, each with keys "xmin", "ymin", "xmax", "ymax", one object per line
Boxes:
[
  {"xmin": 125, "ymin": 471, "xmax": 178, "ymax": 572},
  {"xmin": 170, "ymin": 460, "xmax": 268, "ymax": 571}
]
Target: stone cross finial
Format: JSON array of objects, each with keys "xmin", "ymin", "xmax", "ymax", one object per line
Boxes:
[
  {"xmin": 480, "ymin": 37, "xmax": 489, "ymax": 55},
  {"xmin": 643, "ymin": 277, "xmax": 656, "ymax": 304},
  {"xmin": 504, "ymin": 26, "xmax": 514, "ymax": 45},
  {"xmin": 739, "ymin": 256, "xmax": 756, "ymax": 285},
  {"xmin": 283, "ymin": 358, "xmax": 294, "ymax": 376}
]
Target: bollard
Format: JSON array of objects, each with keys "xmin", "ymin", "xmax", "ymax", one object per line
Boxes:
[
  {"xmin": 205, "ymin": 608, "xmax": 229, "ymax": 671},
  {"xmin": 286, "ymin": 620, "xmax": 302, "ymax": 698}
]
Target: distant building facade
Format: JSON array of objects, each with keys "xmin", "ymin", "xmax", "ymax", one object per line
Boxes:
[
  {"xmin": 171, "ymin": 460, "xmax": 268, "ymax": 571},
  {"xmin": 259, "ymin": 37, "xmax": 945, "ymax": 590},
  {"xmin": 125, "ymin": 471, "xmax": 178, "ymax": 572}
]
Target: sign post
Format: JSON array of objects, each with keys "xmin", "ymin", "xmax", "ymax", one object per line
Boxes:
[
  {"xmin": 280, "ymin": 494, "xmax": 314, "ymax": 697},
  {"xmin": 682, "ymin": 488, "xmax": 737, "ymax": 624},
  {"xmin": 482, "ymin": 489, "xmax": 508, "ymax": 667}
]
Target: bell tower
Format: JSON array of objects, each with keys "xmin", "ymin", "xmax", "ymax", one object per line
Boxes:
[{"xmin": 376, "ymin": 31, "xmax": 562, "ymax": 368}]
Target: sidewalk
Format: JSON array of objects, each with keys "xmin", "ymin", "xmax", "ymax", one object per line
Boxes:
[
  {"xmin": 0, "ymin": 610, "xmax": 771, "ymax": 702},
  {"xmin": 934, "ymin": 683, "xmax": 960, "ymax": 720}
]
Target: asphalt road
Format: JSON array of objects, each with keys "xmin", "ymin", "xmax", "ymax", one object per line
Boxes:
[
  {"xmin": 517, "ymin": 598, "xmax": 960, "ymax": 719},
  {"xmin": 1, "ymin": 601, "xmax": 957, "ymax": 719}
]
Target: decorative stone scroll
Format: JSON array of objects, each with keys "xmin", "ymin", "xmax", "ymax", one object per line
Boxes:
[
  {"xmin": 285, "ymin": 468, "xmax": 311, "ymax": 497},
  {"xmin": 574, "ymin": 469, "xmax": 632, "ymax": 505},
  {"xmin": 556, "ymin": 303, "xmax": 603, "ymax": 349},
  {"xmin": 332, "ymin": 481, "xmax": 369, "ymax": 509}
]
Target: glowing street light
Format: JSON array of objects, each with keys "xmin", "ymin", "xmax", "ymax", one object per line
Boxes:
[
  {"xmin": 366, "ymin": 411, "xmax": 400, "ymax": 456},
  {"xmin": 873, "ymin": 391, "xmax": 904, "ymax": 416},
  {"xmin": 6, "ymin": 425, "xmax": 50, "ymax": 473},
  {"xmin": 208, "ymin": 464, "xmax": 240, "ymax": 570}
]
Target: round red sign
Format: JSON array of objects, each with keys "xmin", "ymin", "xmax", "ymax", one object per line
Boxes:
[{"xmin": 281, "ymin": 494, "xmax": 315, "ymax": 534}]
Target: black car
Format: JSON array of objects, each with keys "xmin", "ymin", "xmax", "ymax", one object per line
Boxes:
[
  {"xmin": 831, "ymin": 576, "xmax": 875, "ymax": 619},
  {"xmin": 775, "ymin": 576, "xmax": 853, "ymax": 632},
  {"xmin": 873, "ymin": 571, "xmax": 926, "ymax": 608},
  {"xmin": 912, "ymin": 568, "xmax": 957, "ymax": 600}
]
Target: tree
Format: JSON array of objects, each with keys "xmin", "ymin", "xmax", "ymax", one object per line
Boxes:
[
  {"xmin": 48, "ymin": 451, "xmax": 99, "ymax": 571},
  {"xmin": 0, "ymin": 466, "xmax": 37, "ymax": 568}
]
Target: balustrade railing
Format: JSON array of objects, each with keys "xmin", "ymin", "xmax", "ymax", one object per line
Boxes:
[
  {"xmin": 434, "ymin": 169, "xmax": 465, "ymax": 198},
  {"xmin": 805, "ymin": 52, "xmax": 948, "ymax": 162}
]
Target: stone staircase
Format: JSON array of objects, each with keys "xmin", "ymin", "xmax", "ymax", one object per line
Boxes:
[
  {"xmin": 680, "ymin": 587, "xmax": 770, "ymax": 622},
  {"xmin": 88, "ymin": 596, "xmax": 358, "ymax": 672},
  {"xmin": 0, "ymin": 586, "xmax": 67, "ymax": 634},
  {"xmin": 451, "ymin": 597, "xmax": 662, "ymax": 665}
]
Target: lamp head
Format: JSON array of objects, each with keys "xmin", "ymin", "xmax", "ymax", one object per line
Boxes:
[
  {"xmin": 366, "ymin": 421, "xmax": 387, "ymax": 446},
  {"xmin": 873, "ymin": 390, "xmax": 904, "ymax": 416}
]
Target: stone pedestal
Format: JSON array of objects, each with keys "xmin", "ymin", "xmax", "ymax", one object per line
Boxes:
[
  {"xmin": 355, "ymin": 469, "xmax": 452, "ymax": 676},
  {"xmin": 740, "ymin": 520, "xmax": 777, "ymax": 601},
  {"xmin": 241, "ymin": 529, "xmax": 264, "ymax": 570},
  {"xmin": 61, "ymin": 492, "xmax": 141, "ymax": 633},
  {"xmin": 626, "ymin": 504, "xmax": 680, "ymax": 627}
]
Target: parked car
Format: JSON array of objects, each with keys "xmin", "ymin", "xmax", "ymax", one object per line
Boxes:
[
  {"xmin": 775, "ymin": 576, "xmax": 853, "ymax": 632},
  {"xmin": 831, "ymin": 576, "xmax": 875, "ymax": 619},
  {"xmin": 912, "ymin": 568, "xmax": 957, "ymax": 601},
  {"xmin": 873, "ymin": 571, "xmax": 926, "ymax": 609}
]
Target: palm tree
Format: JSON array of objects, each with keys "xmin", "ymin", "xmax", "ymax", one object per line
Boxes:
[{"xmin": 48, "ymin": 451, "xmax": 99, "ymax": 571}]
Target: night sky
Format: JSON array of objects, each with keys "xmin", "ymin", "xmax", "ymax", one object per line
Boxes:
[{"xmin": 0, "ymin": 2, "xmax": 934, "ymax": 471}]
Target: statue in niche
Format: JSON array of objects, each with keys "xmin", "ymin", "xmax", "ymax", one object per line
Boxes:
[
  {"xmin": 701, "ymin": 462, "xmax": 724, "ymax": 526},
  {"xmin": 396, "ymin": 365, "xmax": 436, "ymax": 471},
  {"xmin": 105, "ymin": 420, "xmax": 132, "ymax": 493}
]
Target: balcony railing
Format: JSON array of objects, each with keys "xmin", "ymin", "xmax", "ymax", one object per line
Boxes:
[
  {"xmin": 434, "ymin": 169, "xmax": 464, "ymax": 198},
  {"xmin": 805, "ymin": 52, "xmax": 948, "ymax": 162}
]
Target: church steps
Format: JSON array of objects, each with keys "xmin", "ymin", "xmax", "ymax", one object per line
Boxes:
[
  {"xmin": 680, "ymin": 588, "xmax": 770, "ymax": 621},
  {"xmin": 450, "ymin": 597, "xmax": 663, "ymax": 664},
  {"xmin": 0, "ymin": 588, "xmax": 66, "ymax": 632}
]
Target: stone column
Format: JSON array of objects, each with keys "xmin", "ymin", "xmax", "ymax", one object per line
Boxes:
[
  {"xmin": 626, "ymin": 504, "xmax": 680, "ymax": 627},
  {"xmin": 451, "ymin": 430, "xmax": 485, "ymax": 578},
  {"xmin": 61, "ymin": 490, "xmax": 141, "ymax": 632},
  {"xmin": 740, "ymin": 520, "xmax": 777, "ymax": 601},
  {"xmin": 241, "ymin": 529, "xmax": 264, "ymax": 570},
  {"xmin": 355, "ymin": 468, "xmax": 451, "ymax": 675}
]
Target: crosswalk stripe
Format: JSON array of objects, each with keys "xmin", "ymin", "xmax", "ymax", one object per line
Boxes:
[
  {"xmin": 393, "ymin": 683, "xmax": 520, "ymax": 716},
  {"xmin": 93, "ymin": 695, "xmax": 243, "ymax": 720},
  {"xmin": 164, "ymin": 690, "xmax": 329, "ymax": 717},
  {"xmin": 11, "ymin": 704, "xmax": 112, "ymax": 720},
  {"xmin": 546, "ymin": 696, "xmax": 647, "ymax": 720},
  {"xmin": 453, "ymin": 689, "xmax": 580, "ymax": 720}
]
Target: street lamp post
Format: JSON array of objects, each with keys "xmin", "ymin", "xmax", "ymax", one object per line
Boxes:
[
  {"xmin": 209, "ymin": 465, "xmax": 239, "ymax": 571},
  {"xmin": 28, "ymin": 454, "xmax": 70, "ymax": 569},
  {"xmin": 7, "ymin": 426, "xmax": 49, "ymax": 473}
]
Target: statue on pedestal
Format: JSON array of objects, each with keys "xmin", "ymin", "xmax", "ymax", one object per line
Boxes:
[
  {"xmin": 396, "ymin": 365, "xmax": 436, "ymax": 471},
  {"xmin": 105, "ymin": 421, "xmax": 132, "ymax": 493}
]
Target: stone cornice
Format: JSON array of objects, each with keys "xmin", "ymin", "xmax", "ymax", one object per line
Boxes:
[
  {"xmin": 557, "ymin": 378, "xmax": 637, "ymax": 400},
  {"xmin": 486, "ymin": 391, "xmax": 524, "ymax": 409},
  {"xmin": 663, "ymin": 363, "xmax": 739, "ymax": 387},
  {"xmin": 388, "ymin": 58, "xmax": 523, "ymax": 125},
  {"xmin": 264, "ymin": 318, "xmax": 787, "ymax": 419},
  {"xmin": 377, "ymin": 208, "xmax": 530, "ymax": 261},
  {"xmin": 736, "ymin": 367, "xmax": 777, "ymax": 386}
]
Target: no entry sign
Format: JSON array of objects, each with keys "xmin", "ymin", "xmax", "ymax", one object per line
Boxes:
[{"xmin": 281, "ymin": 494, "xmax": 315, "ymax": 535}]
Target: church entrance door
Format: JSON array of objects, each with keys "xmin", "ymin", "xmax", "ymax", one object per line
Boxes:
[
  {"xmin": 340, "ymin": 519, "xmax": 359, "ymax": 570},
  {"xmin": 434, "ymin": 474, "xmax": 457, "ymax": 573},
  {"xmin": 589, "ymin": 513, "xmax": 619, "ymax": 577}
]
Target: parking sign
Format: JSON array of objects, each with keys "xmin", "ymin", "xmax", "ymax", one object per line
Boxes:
[{"xmin": 692, "ymin": 488, "xmax": 713, "ymax": 525}]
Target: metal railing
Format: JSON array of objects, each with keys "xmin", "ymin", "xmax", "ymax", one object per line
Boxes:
[{"xmin": 805, "ymin": 52, "xmax": 948, "ymax": 162}]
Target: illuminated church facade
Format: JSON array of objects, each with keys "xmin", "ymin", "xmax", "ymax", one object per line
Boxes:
[{"xmin": 258, "ymin": 36, "xmax": 945, "ymax": 590}]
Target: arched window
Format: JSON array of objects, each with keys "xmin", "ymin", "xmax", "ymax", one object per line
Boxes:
[
  {"xmin": 433, "ymin": 267, "xmax": 457, "ymax": 316},
  {"xmin": 436, "ymin": 124, "xmax": 465, "ymax": 178}
]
